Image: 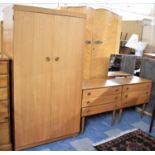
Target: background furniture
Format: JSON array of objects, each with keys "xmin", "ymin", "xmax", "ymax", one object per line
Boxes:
[
  {"xmin": 120, "ymin": 54, "xmax": 137, "ymax": 74},
  {"xmin": 82, "ymin": 76, "xmax": 152, "ymax": 132},
  {"xmin": 61, "ymin": 6, "xmax": 122, "ymax": 79},
  {"xmin": 0, "ymin": 54, "xmax": 12, "ymax": 150},
  {"xmin": 3, "ymin": 5, "xmax": 85, "ymax": 150},
  {"xmin": 140, "ymin": 57, "xmax": 155, "ymax": 115},
  {"xmin": 109, "ymin": 54, "xmax": 142, "ymax": 75}
]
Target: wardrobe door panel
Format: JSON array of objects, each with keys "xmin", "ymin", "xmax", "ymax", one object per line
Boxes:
[
  {"xmin": 91, "ymin": 9, "xmax": 121, "ymax": 78},
  {"xmin": 50, "ymin": 15, "xmax": 84, "ymax": 138},
  {"xmin": 61, "ymin": 7, "xmax": 93, "ymax": 79},
  {"xmin": 13, "ymin": 11, "xmax": 53, "ymax": 148}
]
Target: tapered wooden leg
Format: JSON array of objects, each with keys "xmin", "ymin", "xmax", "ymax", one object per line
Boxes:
[
  {"xmin": 81, "ymin": 117, "xmax": 85, "ymax": 133},
  {"xmin": 141, "ymin": 103, "xmax": 146, "ymax": 118},
  {"xmin": 111, "ymin": 110, "xmax": 116, "ymax": 126},
  {"xmin": 149, "ymin": 109, "xmax": 155, "ymax": 133},
  {"xmin": 118, "ymin": 109, "xmax": 123, "ymax": 123}
]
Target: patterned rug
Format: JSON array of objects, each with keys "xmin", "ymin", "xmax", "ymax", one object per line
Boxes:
[{"xmin": 94, "ymin": 129, "xmax": 155, "ymax": 151}]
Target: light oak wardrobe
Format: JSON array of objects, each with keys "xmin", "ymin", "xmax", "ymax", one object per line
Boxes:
[
  {"xmin": 3, "ymin": 5, "xmax": 85, "ymax": 150},
  {"xmin": 61, "ymin": 7, "xmax": 122, "ymax": 79}
]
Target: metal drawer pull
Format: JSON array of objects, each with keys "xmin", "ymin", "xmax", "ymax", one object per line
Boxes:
[
  {"xmin": 94, "ymin": 40, "xmax": 103, "ymax": 45},
  {"xmin": 85, "ymin": 40, "xmax": 91, "ymax": 44},
  {"xmin": 87, "ymin": 92, "xmax": 91, "ymax": 96}
]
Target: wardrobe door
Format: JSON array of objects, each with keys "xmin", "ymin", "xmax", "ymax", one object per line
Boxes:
[
  {"xmin": 61, "ymin": 7, "xmax": 93, "ymax": 79},
  {"xmin": 50, "ymin": 15, "xmax": 85, "ymax": 138},
  {"xmin": 13, "ymin": 11, "xmax": 54, "ymax": 149},
  {"xmin": 91, "ymin": 9, "xmax": 121, "ymax": 79}
]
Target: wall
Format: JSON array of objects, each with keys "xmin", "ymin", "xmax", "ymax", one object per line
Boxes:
[{"xmin": 121, "ymin": 20, "xmax": 143, "ymax": 41}]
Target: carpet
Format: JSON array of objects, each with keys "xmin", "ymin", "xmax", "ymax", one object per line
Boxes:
[{"xmin": 94, "ymin": 129, "xmax": 155, "ymax": 151}]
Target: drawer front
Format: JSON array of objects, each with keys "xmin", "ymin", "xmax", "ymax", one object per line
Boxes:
[
  {"xmin": 123, "ymin": 83, "xmax": 151, "ymax": 93},
  {"xmin": 82, "ymin": 94, "xmax": 121, "ymax": 107},
  {"xmin": 122, "ymin": 92, "xmax": 150, "ymax": 107},
  {"xmin": 0, "ymin": 61, "xmax": 8, "ymax": 75},
  {"xmin": 0, "ymin": 88, "xmax": 8, "ymax": 100},
  {"xmin": 82, "ymin": 102, "xmax": 117, "ymax": 116},
  {"xmin": 0, "ymin": 75, "xmax": 8, "ymax": 88},
  {"xmin": 83, "ymin": 86, "xmax": 122, "ymax": 99},
  {"xmin": 0, "ymin": 123, "xmax": 10, "ymax": 145},
  {"xmin": 0, "ymin": 101, "xmax": 9, "ymax": 123}
]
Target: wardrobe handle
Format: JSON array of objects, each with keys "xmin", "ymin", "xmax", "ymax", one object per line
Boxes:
[
  {"xmin": 87, "ymin": 92, "xmax": 91, "ymax": 96},
  {"xmin": 94, "ymin": 40, "xmax": 103, "ymax": 45},
  {"xmin": 45, "ymin": 57, "xmax": 51, "ymax": 62},
  {"xmin": 85, "ymin": 40, "xmax": 91, "ymax": 44},
  {"xmin": 55, "ymin": 57, "xmax": 60, "ymax": 61}
]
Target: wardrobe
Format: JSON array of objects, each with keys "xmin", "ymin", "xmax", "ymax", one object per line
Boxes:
[
  {"xmin": 61, "ymin": 7, "xmax": 122, "ymax": 79},
  {"xmin": 3, "ymin": 5, "xmax": 85, "ymax": 150}
]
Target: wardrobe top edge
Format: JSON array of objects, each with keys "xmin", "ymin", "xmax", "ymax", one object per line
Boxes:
[
  {"xmin": 4, "ymin": 5, "xmax": 86, "ymax": 19},
  {"xmin": 61, "ymin": 6, "xmax": 121, "ymax": 17}
]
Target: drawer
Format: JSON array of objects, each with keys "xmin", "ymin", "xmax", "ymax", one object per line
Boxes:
[
  {"xmin": 0, "ymin": 88, "xmax": 8, "ymax": 100},
  {"xmin": 0, "ymin": 101, "xmax": 9, "ymax": 123},
  {"xmin": 82, "ymin": 94, "xmax": 121, "ymax": 107},
  {"xmin": 83, "ymin": 86, "xmax": 122, "ymax": 99},
  {"xmin": 0, "ymin": 61, "xmax": 8, "ymax": 75},
  {"xmin": 0, "ymin": 75, "xmax": 8, "ymax": 88},
  {"xmin": 82, "ymin": 102, "xmax": 117, "ymax": 116},
  {"xmin": 122, "ymin": 92, "xmax": 150, "ymax": 107},
  {"xmin": 0, "ymin": 123, "xmax": 10, "ymax": 145},
  {"xmin": 122, "ymin": 96, "xmax": 149, "ymax": 107},
  {"xmin": 123, "ymin": 83, "xmax": 152, "ymax": 93}
]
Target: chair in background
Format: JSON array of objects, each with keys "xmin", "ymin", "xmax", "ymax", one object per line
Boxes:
[{"xmin": 140, "ymin": 57, "xmax": 155, "ymax": 132}]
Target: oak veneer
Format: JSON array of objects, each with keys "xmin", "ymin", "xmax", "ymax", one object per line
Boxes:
[
  {"xmin": 3, "ymin": 5, "xmax": 85, "ymax": 150},
  {"xmin": 81, "ymin": 76, "xmax": 152, "ymax": 132},
  {"xmin": 0, "ymin": 54, "xmax": 12, "ymax": 150},
  {"xmin": 61, "ymin": 6, "xmax": 121, "ymax": 79}
]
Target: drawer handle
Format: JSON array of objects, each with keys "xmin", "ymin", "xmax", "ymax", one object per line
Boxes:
[
  {"xmin": 115, "ymin": 96, "xmax": 118, "ymax": 100},
  {"xmin": 146, "ymin": 92, "xmax": 149, "ymax": 94},
  {"xmin": 126, "ymin": 87, "xmax": 129, "ymax": 90},
  {"xmin": 87, "ymin": 101, "xmax": 90, "ymax": 105},
  {"xmin": 86, "ymin": 109, "xmax": 90, "ymax": 113},
  {"xmin": 115, "ymin": 89, "xmax": 119, "ymax": 92},
  {"xmin": 125, "ymin": 95, "xmax": 128, "ymax": 98},
  {"xmin": 4, "ymin": 116, "xmax": 8, "ymax": 120},
  {"xmin": 87, "ymin": 92, "xmax": 91, "ymax": 96}
]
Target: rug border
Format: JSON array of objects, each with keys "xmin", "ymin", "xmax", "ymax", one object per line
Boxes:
[{"xmin": 93, "ymin": 128, "xmax": 138, "ymax": 146}]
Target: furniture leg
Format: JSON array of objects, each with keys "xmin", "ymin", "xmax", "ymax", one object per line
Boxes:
[
  {"xmin": 81, "ymin": 117, "xmax": 85, "ymax": 133},
  {"xmin": 111, "ymin": 110, "xmax": 116, "ymax": 125},
  {"xmin": 141, "ymin": 103, "xmax": 146, "ymax": 118},
  {"xmin": 149, "ymin": 108, "xmax": 155, "ymax": 133},
  {"xmin": 118, "ymin": 109, "xmax": 123, "ymax": 123}
]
